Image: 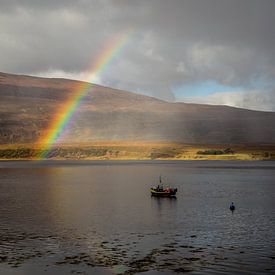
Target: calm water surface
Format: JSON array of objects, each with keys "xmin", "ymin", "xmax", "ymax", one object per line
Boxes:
[{"xmin": 0, "ymin": 161, "xmax": 274, "ymax": 274}]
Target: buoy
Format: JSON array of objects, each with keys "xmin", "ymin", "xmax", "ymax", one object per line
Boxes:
[{"xmin": 230, "ymin": 202, "xmax": 235, "ymax": 211}]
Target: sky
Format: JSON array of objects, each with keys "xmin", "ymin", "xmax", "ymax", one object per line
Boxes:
[{"xmin": 0, "ymin": 0, "xmax": 275, "ymax": 111}]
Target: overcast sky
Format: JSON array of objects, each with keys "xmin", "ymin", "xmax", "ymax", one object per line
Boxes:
[{"xmin": 0, "ymin": 0, "xmax": 275, "ymax": 111}]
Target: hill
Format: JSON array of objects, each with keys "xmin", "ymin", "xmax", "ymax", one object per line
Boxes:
[{"xmin": 1, "ymin": 71, "xmax": 275, "ymax": 146}]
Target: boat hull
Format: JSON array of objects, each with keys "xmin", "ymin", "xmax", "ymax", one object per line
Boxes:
[{"xmin": 150, "ymin": 188, "xmax": 177, "ymax": 197}]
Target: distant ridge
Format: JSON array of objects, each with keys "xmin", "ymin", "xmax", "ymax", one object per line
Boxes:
[{"xmin": 1, "ymin": 72, "xmax": 275, "ymax": 145}]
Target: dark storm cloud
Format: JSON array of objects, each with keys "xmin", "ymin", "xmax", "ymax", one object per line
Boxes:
[{"xmin": 0, "ymin": 0, "xmax": 275, "ymax": 107}]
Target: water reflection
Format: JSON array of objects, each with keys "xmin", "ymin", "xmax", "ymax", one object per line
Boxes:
[
  {"xmin": 0, "ymin": 161, "xmax": 274, "ymax": 274},
  {"xmin": 150, "ymin": 196, "xmax": 177, "ymax": 213}
]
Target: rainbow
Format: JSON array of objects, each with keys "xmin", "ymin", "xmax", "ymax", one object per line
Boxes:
[{"xmin": 38, "ymin": 31, "xmax": 133, "ymax": 158}]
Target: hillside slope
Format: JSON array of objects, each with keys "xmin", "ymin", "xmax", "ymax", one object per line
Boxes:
[{"xmin": 1, "ymin": 72, "xmax": 275, "ymax": 145}]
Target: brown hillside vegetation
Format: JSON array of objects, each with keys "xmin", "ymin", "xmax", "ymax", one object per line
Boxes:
[{"xmin": 1, "ymin": 72, "xmax": 275, "ymax": 153}]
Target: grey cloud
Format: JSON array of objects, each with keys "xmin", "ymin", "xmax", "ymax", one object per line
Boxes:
[{"xmin": 0, "ymin": 0, "xmax": 275, "ymax": 108}]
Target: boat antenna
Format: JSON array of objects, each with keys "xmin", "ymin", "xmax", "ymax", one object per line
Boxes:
[{"xmin": 159, "ymin": 175, "xmax": 162, "ymax": 184}]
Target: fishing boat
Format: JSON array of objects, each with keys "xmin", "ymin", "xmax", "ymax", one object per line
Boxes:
[{"xmin": 150, "ymin": 176, "xmax": 177, "ymax": 197}]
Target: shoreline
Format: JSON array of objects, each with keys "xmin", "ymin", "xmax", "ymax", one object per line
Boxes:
[{"xmin": 0, "ymin": 143, "xmax": 275, "ymax": 161}]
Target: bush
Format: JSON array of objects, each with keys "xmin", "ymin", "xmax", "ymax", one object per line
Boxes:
[
  {"xmin": 0, "ymin": 148, "xmax": 36, "ymax": 158},
  {"xmin": 197, "ymin": 149, "xmax": 224, "ymax": 155},
  {"xmin": 150, "ymin": 148, "xmax": 180, "ymax": 159}
]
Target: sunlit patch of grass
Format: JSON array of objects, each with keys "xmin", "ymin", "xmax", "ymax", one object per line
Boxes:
[{"xmin": 0, "ymin": 142, "xmax": 275, "ymax": 160}]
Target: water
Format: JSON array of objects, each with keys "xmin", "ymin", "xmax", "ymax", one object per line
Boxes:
[{"xmin": 0, "ymin": 160, "xmax": 274, "ymax": 274}]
